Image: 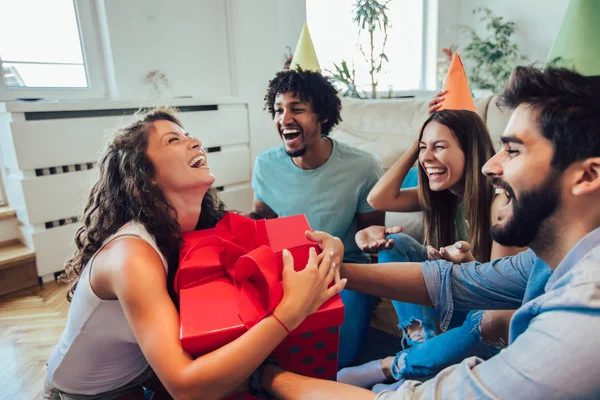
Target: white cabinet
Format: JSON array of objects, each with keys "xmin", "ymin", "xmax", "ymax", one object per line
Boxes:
[{"xmin": 0, "ymin": 98, "xmax": 252, "ymax": 278}]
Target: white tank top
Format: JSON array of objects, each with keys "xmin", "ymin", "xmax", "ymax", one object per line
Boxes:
[{"xmin": 46, "ymin": 221, "xmax": 168, "ymax": 395}]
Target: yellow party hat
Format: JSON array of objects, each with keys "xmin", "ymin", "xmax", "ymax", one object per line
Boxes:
[{"xmin": 290, "ymin": 22, "xmax": 321, "ymax": 72}]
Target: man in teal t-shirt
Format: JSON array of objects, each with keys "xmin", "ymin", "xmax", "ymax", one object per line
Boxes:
[
  {"xmin": 252, "ymin": 136, "xmax": 383, "ymax": 264},
  {"xmin": 249, "ymin": 68, "xmax": 385, "ymax": 367}
]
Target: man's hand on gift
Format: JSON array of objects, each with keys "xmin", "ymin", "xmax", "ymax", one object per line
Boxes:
[
  {"xmin": 305, "ymin": 230, "xmax": 344, "ymax": 283},
  {"xmin": 275, "ymin": 247, "xmax": 346, "ymax": 332},
  {"xmin": 355, "ymin": 225, "xmax": 402, "ymax": 253}
]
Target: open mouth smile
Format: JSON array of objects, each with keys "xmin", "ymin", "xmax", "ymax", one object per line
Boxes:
[
  {"xmin": 188, "ymin": 154, "xmax": 207, "ymax": 168},
  {"xmin": 493, "ymin": 181, "xmax": 516, "ymax": 219},
  {"xmin": 426, "ymin": 167, "xmax": 447, "ymax": 180},
  {"xmin": 281, "ymin": 128, "xmax": 302, "ymax": 143}
]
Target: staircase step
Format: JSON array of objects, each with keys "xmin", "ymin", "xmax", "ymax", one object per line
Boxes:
[
  {"xmin": 0, "ymin": 242, "xmax": 37, "ymax": 296},
  {"xmin": 0, "ymin": 206, "xmax": 19, "ymax": 243},
  {"xmin": 0, "ymin": 206, "xmax": 16, "ymax": 221},
  {"xmin": 0, "ymin": 242, "xmax": 35, "ymax": 269}
]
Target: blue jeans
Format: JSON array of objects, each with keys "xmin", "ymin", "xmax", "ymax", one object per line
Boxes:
[
  {"xmin": 390, "ymin": 310, "xmax": 502, "ymax": 381},
  {"xmin": 380, "ymin": 234, "xmax": 500, "ymax": 381},
  {"xmin": 338, "ymin": 168, "xmax": 421, "ymax": 367},
  {"xmin": 378, "ymin": 233, "xmax": 442, "ymax": 347},
  {"xmin": 338, "ymin": 288, "xmax": 378, "ymax": 368},
  {"xmin": 379, "ymin": 233, "xmax": 469, "ymax": 346}
]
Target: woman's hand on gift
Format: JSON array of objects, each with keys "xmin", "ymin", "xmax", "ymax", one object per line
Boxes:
[
  {"xmin": 275, "ymin": 247, "xmax": 346, "ymax": 331},
  {"xmin": 427, "ymin": 241, "xmax": 475, "ymax": 263},
  {"xmin": 355, "ymin": 225, "xmax": 402, "ymax": 253}
]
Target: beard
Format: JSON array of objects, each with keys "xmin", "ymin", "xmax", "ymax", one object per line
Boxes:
[
  {"xmin": 285, "ymin": 146, "xmax": 307, "ymax": 158},
  {"xmin": 490, "ymin": 171, "xmax": 561, "ymax": 248},
  {"xmin": 281, "ymin": 129, "xmax": 307, "ymax": 158}
]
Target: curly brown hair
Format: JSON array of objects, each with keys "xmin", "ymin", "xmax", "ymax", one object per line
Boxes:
[{"xmin": 60, "ymin": 107, "xmax": 226, "ymax": 303}]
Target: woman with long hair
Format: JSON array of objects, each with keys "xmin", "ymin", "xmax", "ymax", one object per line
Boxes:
[
  {"xmin": 339, "ymin": 105, "xmax": 527, "ymax": 390},
  {"xmin": 43, "ymin": 107, "xmax": 346, "ymax": 399}
]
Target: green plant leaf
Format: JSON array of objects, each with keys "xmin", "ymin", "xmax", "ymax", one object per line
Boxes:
[{"xmin": 458, "ymin": 7, "xmax": 520, "ymax": 93}]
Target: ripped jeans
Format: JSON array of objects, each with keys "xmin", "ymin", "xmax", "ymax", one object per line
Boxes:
[
  {"xmin": 378, "ymin": 233, "xmax": 503, "ymax": 380},
  {"xmin": 379, "ymin": 233, "xmax": 469, "ymax": 347},
  {"xmin": 389, "ymin": 310, "xmax": 503, "ymax": 381}
]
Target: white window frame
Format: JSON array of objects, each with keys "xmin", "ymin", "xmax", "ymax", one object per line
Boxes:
[
  {"xmin": 383, "ymin": 0, "xmax": 439, "ymax": 99},
  {"xmin": 0, "ymin": 0, "xmax": 107, "ymax": 101},
  {"xmin": 307, "ymin": 0, "xmax": 439, "ymax": 100}
]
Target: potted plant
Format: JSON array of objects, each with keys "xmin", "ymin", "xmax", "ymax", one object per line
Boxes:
[
  {"xmin": 328, "ymin": 0, "xmax": 391, "ymax": 99},
  {"xmin": 459, "ymin": 7, "xmax": 524, "ymax": 95}
]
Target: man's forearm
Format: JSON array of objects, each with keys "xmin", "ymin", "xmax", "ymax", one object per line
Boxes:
[
  {"xmin": 341, "ymin": 261, "xmax": 433, "ymax": 307},
  {"xmin": 262, "ymin": 365, "xmax": 375, "ymax": 400}
]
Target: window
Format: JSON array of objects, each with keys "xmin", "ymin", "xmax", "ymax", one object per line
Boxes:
[
  {"xmin": 0, "ymin": 0, "xmax": 106, "ymax": 100},
  {"xmin": 306, "ymin": 0, "xmax": 437, "ymax": 95}
]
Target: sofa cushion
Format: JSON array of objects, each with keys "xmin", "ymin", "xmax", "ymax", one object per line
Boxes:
[
  {"xmin": 331, "ymin": 98, "xmax": 430, "ymax": 170},
  {"xmin": 332, "ymin": 96, "xmax": 495, "ymax": 170}
]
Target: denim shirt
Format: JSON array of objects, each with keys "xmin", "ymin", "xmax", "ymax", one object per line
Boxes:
[{"xmin": 385, "ymin": 227, "xmax": 600, "ymax": 399}]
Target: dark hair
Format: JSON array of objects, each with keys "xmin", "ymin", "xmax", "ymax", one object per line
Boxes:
[
  {"xmin": 60, "ymin": 107, "xmax": 226, "ymax": 303},
  {"xmin": 498, "ymin": 66, "xmax": 600, "ymax": 171},
  {"xmin": 264, "ymin": 68, "xmax": 342, "ymax": 136},
  {"xmin": 417, "ymin": 110, "xmax": 496, "ymax": 262}
]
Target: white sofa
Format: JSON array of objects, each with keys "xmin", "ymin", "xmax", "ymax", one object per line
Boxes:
[
  {"xmin": 330, "ymin": 95, "xmax": 514, "ymax": 336},
  {"xmin": 331, "ymin": 95, "xmax": 513, "ymax": 242},
  {"xmin": 333, "ymin": 95, "xmax": 512, "ymax": 169}
]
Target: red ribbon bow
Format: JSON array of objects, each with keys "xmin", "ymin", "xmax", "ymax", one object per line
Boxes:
[{"xmin": 175, "ymin": 213, "xmax": 309, "ymax": 328}]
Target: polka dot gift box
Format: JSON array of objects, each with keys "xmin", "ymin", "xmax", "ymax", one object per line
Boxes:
[{"xmin": 175, "ymin": 212, "xmax": 345, "ymax": 398}]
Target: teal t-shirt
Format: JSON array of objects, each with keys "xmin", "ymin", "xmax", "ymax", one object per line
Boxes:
[{"xmin": 252, "ymin": 138, "xmax": 384, "ymax": 263}]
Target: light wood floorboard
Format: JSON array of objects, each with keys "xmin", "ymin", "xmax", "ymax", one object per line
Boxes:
[{"xmin": 0, "ymin": 281, "xmax": 69, "ymax": 400}]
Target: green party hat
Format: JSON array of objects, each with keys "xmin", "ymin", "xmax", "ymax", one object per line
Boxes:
[{"xmin": 546, "ymin": 0, "xmax": 600, "ymax": 76}]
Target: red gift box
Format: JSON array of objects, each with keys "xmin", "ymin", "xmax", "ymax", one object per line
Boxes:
[{"xmin": 175, "ymin": 213, "xmax": 345, "ymax": 396}]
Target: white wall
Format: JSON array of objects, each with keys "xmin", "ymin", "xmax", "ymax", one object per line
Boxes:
[
  {"xmin": 8, "ymin": 0, "xmax": 570, "ymax": 161},
  {"xmin": 438, "ymin": 0, "xmax": 569, "ymax": 68},
  {"xmin": 60, "ymin": 0, "xmax": 574, "ymax": 156},
  {"xmin": 101, "ymin": 0, "xmax": 305, "ymax": 160},
  {"xmin": 437, "ymin": 0, "xmax": 461, "ymax": 61},
  {"xmin": 104, "ymin": 0, "xmax": 232, "ymax": 101},
  {"xmin": 228, "ymin": 0, "xmax": 306, "ymax": 163}
]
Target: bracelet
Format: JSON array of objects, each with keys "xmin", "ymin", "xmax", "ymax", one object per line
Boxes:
[{"xmin": 272, "ymin": 313, "xmax": 291, "ymax": 333}]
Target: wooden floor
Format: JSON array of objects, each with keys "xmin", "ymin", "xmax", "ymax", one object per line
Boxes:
[{"xmin": 0, "ymin": 281, "xmax": 70, "ymax": 400}]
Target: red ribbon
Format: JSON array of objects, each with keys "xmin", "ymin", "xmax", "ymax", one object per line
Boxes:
[{"xmin": 174, "ymin": 213, "xmax": 285, "ymax": 329}]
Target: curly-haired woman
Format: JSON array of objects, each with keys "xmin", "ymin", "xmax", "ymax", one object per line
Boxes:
[{"xmin": 43, "ymin": 107, "xmax": 346, "ymax": 399}]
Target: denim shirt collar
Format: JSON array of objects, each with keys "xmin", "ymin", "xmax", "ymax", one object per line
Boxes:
[{"xmin": 545, "ymin": 226, "xmax": 600, "ymax": 291}]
